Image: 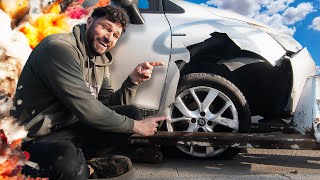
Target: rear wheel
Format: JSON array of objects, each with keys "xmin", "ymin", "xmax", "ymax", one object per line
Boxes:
[{"xmin": 167, "ymin": 73, "xmax": 251, "ymax": 159}]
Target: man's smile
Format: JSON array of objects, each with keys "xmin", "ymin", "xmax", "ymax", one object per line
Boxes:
[{"xmin": 98, "ymin": 39, "xmax": 108, "ymax": 48}]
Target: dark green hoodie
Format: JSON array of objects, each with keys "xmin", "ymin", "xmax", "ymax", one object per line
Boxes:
[{"xmin": 13, "ymin": 24, "xmax": 137, "ymax": 138}]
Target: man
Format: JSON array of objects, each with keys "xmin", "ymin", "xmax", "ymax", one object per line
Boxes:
[{"xmin": 12, "ymin": 5, "xmax": 167, "ymax": 180}]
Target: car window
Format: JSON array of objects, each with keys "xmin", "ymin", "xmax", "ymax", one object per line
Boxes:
[
  {"xmin": 136, "ymin": 0, "xmax": 163, "ymax": 13},
  {"xmin": 163, "ymin": 0, "xmax": 185, "ymax": 13},
  {"xmin": 137, "ymin": 0, "xmax": 149, "ymax": 9}
]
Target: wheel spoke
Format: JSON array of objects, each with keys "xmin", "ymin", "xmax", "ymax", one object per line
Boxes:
[
  {"xmin": 213, "ymin": 117, "xmax": 239, "ymax": 130},
  {"xmin": 174, "ymin": 97, "xmax": 196, "ymax": 118},
  {"xmin": 215, "ymin": 102, "xmax": 231, "ymax": 118},
  {"xmin": 186, "ymin": 123, "xmax": 197, "ymax": 132},
  {"xmin": 169, "ymin": 117, "xmax": 192, "ymax": 123},
  {"xmin": 202, "ymin": 89, "xmax": 219, "ymax": 113},
  {"xmin": 204, "ymin": 125, "xmax": 213, "ymax": 132},
  {"xmin": 205, "ymin": 147, "xmax": 215, "ymax": 155},
  {"xmin": 190, "ymin": 88, "xmax": 202, "ymax": 111}
]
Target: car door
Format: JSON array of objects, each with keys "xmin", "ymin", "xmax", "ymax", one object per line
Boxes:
[{"xmin": 109, "ymin": 0, "xmax": 171, "ymax": 110}]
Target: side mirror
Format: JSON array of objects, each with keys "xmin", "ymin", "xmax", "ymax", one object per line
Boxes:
[{"xmin": 112, "ymin": 0, "xmax": 145, "ymax": 24}]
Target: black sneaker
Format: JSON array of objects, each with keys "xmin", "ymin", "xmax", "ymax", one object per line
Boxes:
[{"xmin": 87, "ymin": 155, "xmax": 132, "ymax": 178}]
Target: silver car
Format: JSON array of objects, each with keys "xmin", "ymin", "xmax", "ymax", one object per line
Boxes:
[{"xmin": 111, "ymin": 0, "xmax": 317, "ymax": 158}]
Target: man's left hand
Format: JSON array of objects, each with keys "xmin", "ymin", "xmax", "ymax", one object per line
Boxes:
[{"xmin": 129, "ymin": 62, "xmax": 164, "ymax": 84}]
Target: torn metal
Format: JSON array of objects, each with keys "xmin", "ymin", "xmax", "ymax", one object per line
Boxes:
[
  {"xmin": 292, "ymin": 76, "xmax": 320, "ymax": 141},
  {"xmin": 130, "ymin": 131, "xmax": 320, "ymax": 150}
]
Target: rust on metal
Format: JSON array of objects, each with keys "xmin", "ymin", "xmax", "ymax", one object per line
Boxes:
[
  {"xmin": 130, "ymin": 131, "xmax": 320, "ymax": 150},
  {"xmin": 316, "ymin": 118, "xmax": 320, "ymax": 129},
  {"xmin": 305, "ymin": 126, "xmax": 315, "ymax": 137},
  {"xmin": 316, "ymin": 99, "xmax": 320, "ymax": 110},
  {"xmin": 250, "ymin": 123, "xmax": 296, "ymax": 134}
]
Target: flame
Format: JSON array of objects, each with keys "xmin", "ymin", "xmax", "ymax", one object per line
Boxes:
[
  {"xmin": 0, "ymin": 117, "xmax": 47, "ymax": 180},
  {"xmin": 19, "ymin": 3, "xmax": 71, "ymax": 49},
  {"xmin": 96, "ymin": 0, "xmax": 111, "ymax": 7}
]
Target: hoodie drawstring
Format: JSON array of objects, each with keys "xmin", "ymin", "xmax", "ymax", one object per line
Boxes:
[{"xmin": 86, "ymin": 58, "xmax": 99, "ymax": 99}]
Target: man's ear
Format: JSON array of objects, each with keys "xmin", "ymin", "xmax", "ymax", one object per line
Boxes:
[{"xmin": 86, "ymin": 17, "xmax": 93, "ymax": 29}]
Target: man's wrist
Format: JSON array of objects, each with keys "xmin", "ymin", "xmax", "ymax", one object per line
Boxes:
[
  {"xmin": 129, "ymin": 75, "xmax": 140, "ymax": 85},
  {"xmin": 133, "ymin": 120, "xmax": 139, "ymax": 134},
  {"xmin": 124, "ymin": 76, "xmax": 139, "ymax": 91}
]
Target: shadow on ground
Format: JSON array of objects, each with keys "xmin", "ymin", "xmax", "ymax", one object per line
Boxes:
[{"xmin": 107, "ymin": 147, "xmax": 320, "ymax": 180}]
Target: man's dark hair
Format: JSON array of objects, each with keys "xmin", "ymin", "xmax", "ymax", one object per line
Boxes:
[{"xmin": 91, "ymin": 5, "xmax": 130, "ymax": 33}]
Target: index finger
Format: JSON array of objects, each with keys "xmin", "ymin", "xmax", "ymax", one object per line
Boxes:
[
  {"xmin": 149, "ymin": 62, "xmax": 165, "ymax": 67},
  {"xmin": 152, "ymin": 116, "xmax": 168, "ymax": 122}
]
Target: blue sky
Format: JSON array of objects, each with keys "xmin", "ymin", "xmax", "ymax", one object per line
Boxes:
[{"xmin": 186, "ymin": 0, "xmax": 320, "ymax": 65}]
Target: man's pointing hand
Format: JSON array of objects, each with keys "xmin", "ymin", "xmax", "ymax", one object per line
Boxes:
[{"xmin": 129, "ymin": 61, "xmax": 165, "ymax": 84}]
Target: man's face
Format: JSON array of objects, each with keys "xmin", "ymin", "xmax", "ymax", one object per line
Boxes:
[{"xmin": 86, "ymin": 16, "xmax": 123, "ymax": 56}]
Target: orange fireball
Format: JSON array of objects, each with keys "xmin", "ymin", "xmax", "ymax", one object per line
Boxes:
[
  {"xmin": 19, "ymin": 2, "xmax": 71, "ymax": 49},
  {"xmin": 96, "ymin": 0, "xmax": 111, "ymax": 7}
]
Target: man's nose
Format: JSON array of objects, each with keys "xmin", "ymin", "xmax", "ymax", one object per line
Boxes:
[{"xmin": 104, "ymin": 32, "xmax": 114, "ymax": 42}]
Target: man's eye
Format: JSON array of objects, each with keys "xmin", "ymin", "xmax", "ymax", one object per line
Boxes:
[
  {"xmin": 102, "ymin": 25, "xmax": 109, "ymax": 31},
  {"xmin": 114, "ymin": 34, "xmax": 119, "ymax": 38}
]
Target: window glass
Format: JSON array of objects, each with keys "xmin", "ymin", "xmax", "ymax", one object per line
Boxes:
[{"xmin": 137, "ymin": 0, "xmax": 150, "ymax": 9}]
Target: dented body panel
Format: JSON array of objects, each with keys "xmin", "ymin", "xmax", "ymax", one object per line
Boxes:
[
  {"xmin": 111, "ymin": 0, "xmax": 319, "ymax": 150},
  {"xmin": 165, "ymin": 0, "xmax": 286, "ymax": 65},
  {"xmin": 286, "ymin": 48, "xmax": 316, "ymax": 113},
  {"xmin": 201, "ymin": 5, "xmax": 303, "ymax": 53},
  {"xmin": 110, "ymin": 0, "xmax": 316, "ymax": 116},
  {"xmin": 293, "ymin": 76, "xmax": 320, "ymax": 141}
]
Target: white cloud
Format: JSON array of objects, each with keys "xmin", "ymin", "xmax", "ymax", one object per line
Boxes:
[
  {"xmin": 264, "ymin": 0, "xmax": 294, "ymax": 14},
  {"xmin": 309, "ymin": 17, "xmax": 320, "ymax": 31},
  {"xmin": 204, "ymin": 0, "xmax": 315, "ymax": 35},
  {"xmin": 205, "ymin": 0, "xmax": 261, "ymax": 17},
  {"xmin": 205, "ymin": 0, "xmax": 296, "ymax": 17},
  {"xmin": 282, "ymin": 2, "xmax": 315, "ymax": 25}
]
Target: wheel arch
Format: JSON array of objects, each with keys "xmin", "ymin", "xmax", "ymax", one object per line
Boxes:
[
  {"xmin": 180, "ymin": 56, "xmax": 293, "ymax": 118},
  {"xmin": 160, "ymin": 32, "xmax": 292, "ymax": 118}
]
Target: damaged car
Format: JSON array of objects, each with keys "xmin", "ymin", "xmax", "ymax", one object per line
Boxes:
[{"xmin": 111, "ymin": 0, "xmax": 318, "ymax": 158}]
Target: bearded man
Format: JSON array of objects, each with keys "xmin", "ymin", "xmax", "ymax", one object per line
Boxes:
[{"xmin": 13, "ymin": 5, "xmax": 167, "ymax": 179}]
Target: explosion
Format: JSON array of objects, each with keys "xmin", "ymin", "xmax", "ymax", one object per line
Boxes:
[
  {"xmin": 19, "ymin": 2, "xmax": 71, "ymax": 49},
  {"xmin": 0, "ymin": 0, "xmax": 111, "ymax": 179},
  {"xmin": 0, "ymin": 0, "xmax": 111, "ymax": 115},
  {"xmin": 0, "ymin": 117, "xmax": 46, "ymax": 180}
]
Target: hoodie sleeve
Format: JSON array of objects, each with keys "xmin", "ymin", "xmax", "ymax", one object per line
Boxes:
[
  {"xmin": 34, "ymin": 38, "xmax": 135, "ymax": 133},
  {"xmin": 98, "ymin": 73, "xmax": 138, "ymax": 106}
]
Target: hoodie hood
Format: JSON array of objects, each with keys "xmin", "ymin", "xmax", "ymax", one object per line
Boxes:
[{"xmin": 72, "ymin": 24, "xmax": 113, "ymax": 67}]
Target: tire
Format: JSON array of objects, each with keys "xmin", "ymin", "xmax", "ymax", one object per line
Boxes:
[{"xmin": 167, "ymin": 73, "xmax": 251, "ymax": 159}]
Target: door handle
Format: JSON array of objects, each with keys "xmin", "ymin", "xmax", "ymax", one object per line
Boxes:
[{"xmin": 172, "ymin": 33, "xmax": 186, "ymax": 36}]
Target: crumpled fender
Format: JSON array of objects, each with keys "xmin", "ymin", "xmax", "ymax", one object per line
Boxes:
[{"xmin": 164, "ymin": 0, "xmax": 287, "ymax": 66}]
